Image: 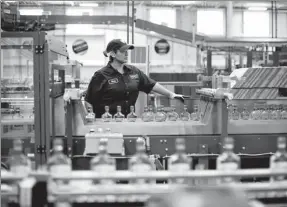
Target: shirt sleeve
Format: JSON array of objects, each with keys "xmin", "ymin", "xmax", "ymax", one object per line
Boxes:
[
  {"xmin": 84, "ymin": 72, "xmax": 106, "ymax": 105},
  {"xmin": 138, "ymin": 69, "xmax": 156, "ymax": 94}
]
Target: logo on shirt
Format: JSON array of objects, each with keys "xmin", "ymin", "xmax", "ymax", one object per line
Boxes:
[
  {"xmin": 129, "ymin": 74, "xmax": 139, "ymax": 79},
  {"xmin": 108, "ymin": 78, "xmax": 119, "ymax": 84}
]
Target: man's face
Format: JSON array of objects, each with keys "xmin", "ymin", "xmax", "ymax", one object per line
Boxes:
[{"xmin": 114, "ymin": 49, "xmax": 128, "ymax": 63}]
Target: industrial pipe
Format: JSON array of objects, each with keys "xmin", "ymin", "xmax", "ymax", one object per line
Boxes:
[
  {"xmin": 275, "ymin": 1, "xmax": 278, "ymax": 38},
  {"xmin": 127, "ymin": 1, "xmax": 130, "ymax": 43},
  {"xmin": 132, "ymin": 0, "xmax": 135, "ymax": 44},
  {"xmin": 271, "ymin": 1, "xmax": 274, "ymax": 38}
]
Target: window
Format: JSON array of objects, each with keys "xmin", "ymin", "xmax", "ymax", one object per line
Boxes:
[
  {"xmin": 243, "ymin": 11, "xmax": 270, "ymax": 37},
  {"xmin": 197, "ymin": 10, "xmax": 224, "ymax": 36},
  {"xmin": 149, "ymin": 8, "xmax": 176, "ymax": 28}
]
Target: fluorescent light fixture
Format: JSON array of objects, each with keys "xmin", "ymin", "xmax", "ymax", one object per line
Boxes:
[
  {"xmin": 248, "ymin": 7, "xmax": 268, "ymax": 11},
  {"xmin": 19, "ymin": 9, "xmax": 43, "ymax": 16},
  {"xmin": 246, "ymin": 3, "xmax": 268, "ymax": 7},
  {"xmin": 80, "ymin": 3, "xmax": 99, "ymax": 7},
  {"xmin": 167, "ymin": 1, "xmax": 195, "ymax": 5}
]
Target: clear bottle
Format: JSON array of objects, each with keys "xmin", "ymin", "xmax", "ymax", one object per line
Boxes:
[
  {"xmin": 167, "ymin": 105, "xmax": 179, "ymax": 121},
  {"xmin": 270, "ymin": 105, "xmax": 280, "ymax": 120},
  {"xmin": 190, "ymin": 105, "xmax": 200, "ymax": 121},
  {"xmin": 241, "ymin": 105, "xmax": 250, "ymax": 120},
  {"xmin": 155, "ymin": 106, "xmax": 167, "ymax": 122},
  {"xmin": 141, "ymin": 106, "xmax": 151, "ymax": 122},
  {"xmin": 270, "ymin": 136, "xmax": 287, "ymax": 182},
  {"xmin": 231, "ymin": 105, "xmax": 240, "ymax": 120},
  {"xmin": 85, "ymin": 107, "xmax": 95, "ymax": 123},
  {"xmin": 168, "ymin": 138, "xmax": 191, "ymax": 184},
  {"xmin": 180, "ymin": 105, "xmax": 190, "ymax": 121},
  {"xmin": 47, "ymin": 138, "xmax": 71, "ymax": 175},
  {"xmin": 90, "ymin": 138, "xmax": 116, "ymax": 184},
  {"xmin": 7, "ymin": 139, "xmax": 31, "ymax": 176},
  {"xmin": 101, "ymin": 106, "xmax": 112, "ymax": 122},
  {"xmin": 147, "ymin": 105, "xmax": 155, "ymax": 122},
  {"xmin": 114, "ymin": 105, "xmax": 125, "ymax": 122},
  {"xmin": 260, "ymin": 105, "xmax": 269, "ymax": 120},
  {"xmin": 127, "ymin": 105, "xmax": 138, "ymax": 122},
  {"xmin": 128, "ymin": 137, "xmax": 154, "ymax": 184},
  {"xmin": 216, "ymin": 137, "xmax": 240, "ymax": 183},
  {"xmin": 84, "ymin": 129, "xmax": 97, "ymax": 155},
  {"xmin": 251, "ymin": 105, "xmax": 260, "ymax": 120},
  {"xmin": 280, "ymin": 105, "xmax": 287, "ymax": 120}
]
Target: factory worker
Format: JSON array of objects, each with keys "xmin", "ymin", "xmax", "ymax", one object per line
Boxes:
[{"xmin": 85, "ymin": 39, "xmax": 187, "ymax": 118}]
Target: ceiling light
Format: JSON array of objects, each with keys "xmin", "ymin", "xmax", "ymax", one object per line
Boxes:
[
  {"xmin": 167, "ymin": 1, "xmax": 195, "ymax": 5},
  {"xmin": 80, "ymin": 3, "xmax": 99, "ymax": 7},
  {"xmin": 248, "ymin": 7, "xmax": 268, "ymax": 11},
  {"xmin": 19, "ymin": 9, "xmax": 43, "ymax": 16}
]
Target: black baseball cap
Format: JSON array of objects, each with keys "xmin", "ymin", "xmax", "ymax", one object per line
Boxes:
[{"xmin": 103, "ymin": 39, "xmax": 134, "ymax": 57}]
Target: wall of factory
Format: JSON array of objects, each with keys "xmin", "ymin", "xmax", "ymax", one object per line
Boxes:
[{"xmin": 51, "ymin": 25, "xmax": 197, "ymax": 81}]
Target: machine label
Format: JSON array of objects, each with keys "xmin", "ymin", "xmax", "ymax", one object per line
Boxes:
[{"xmin": 108, "ymin": 78, "xmax": 119, "ymax": 84}]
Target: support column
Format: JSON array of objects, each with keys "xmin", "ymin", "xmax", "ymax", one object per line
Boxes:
[{"xmin": 225, "ymin": 1, "xmax": 233, "ymax": 73}]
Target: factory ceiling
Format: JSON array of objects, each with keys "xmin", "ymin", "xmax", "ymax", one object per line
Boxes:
[{"xmin": 4, "ymin": 1, "xmax": 287, "ymax": 9}]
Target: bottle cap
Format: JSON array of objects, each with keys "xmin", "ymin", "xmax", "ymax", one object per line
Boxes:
[
  {"xmin": 90, "ymin": 129, "xmax": 95, "ymax": 133},
  {"xmin": 105, "ymin": 105, "xmax": 109, "ymax": 110},
  {"xmin": 99, "ymin": 138, "xmax": 108, "ymax": 146},
  {"xmin": 97, "ymin": 128, "xmax": 103, "ymax": 133},
  {"xmin": 53, "ymin": 138, "xmax": 63, "ymax": 146}
]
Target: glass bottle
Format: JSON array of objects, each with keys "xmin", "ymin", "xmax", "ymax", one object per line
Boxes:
[
  {"xmin": 190, "ymin": 105, "xmax": 200, "ymax": 121},
  {"xmin": 180, "ymin": 105, "xmax": 190, "ymax": 121},
  {"xmin": 241, "ymin": 105, "xmax": 250, "ymax": 120},
  {"xmin": 114, "ymin": 105, "xmax": 125, "ymax": 122},
  {"xmin": 168, "ymin": 138, "xmax": 191, "ymax": 184},
  {"xmin": 127, "ymin": 105, "xmax": 138, "ymax": 122},
  {"xmin": 155, "ymin": 106, "xmax": 166, "ymax": 122},
  {"xmin": 141, "ymin": 106, "xmax": 151, "ymax": 122},
  {"xmin": 251, "ymin": 105, "xmax": 260, "ymax": 120},
  {"xmin": 101, "ymin": 106, "xmax": 112, "ymax": 122},
  {"xmin": 260, "ymin": 105, "xmax": 269, "ymax": 120},
  {"xmin": 147, "ymin": 105, "xmax": 155, "ymax": 122},
  {"xmin": 280, "ymin": 105, "xmax": 287, "ymax": 120},
  {"xmin": 231, "ymin": 105, "xmax": 240, "ymax": 120},
  {"xmin": 90, "ymin": 138, "xmax": 116, "ymax": 184},
  {"xmin": 167, "ymin": 105, "xmax": 179, "ymax": 121},
  {"xmin": 216, "ymin": 137, "xmax": 240, "ymax": 183},
  {"xmin": 270, "ymin": 137, "xmax": 287, "ymax": 182},
  {"xmin": 128, "ymin": 137, "xmax": 154, "ymax": 184},
  {"xmin": 270, "ymin": 105, "xmax": 280, "ymax": 120},
  {"xmin": 85, "ymin": 107, "xmax": 95, "ymax": 123},
  {"xmin": 47, "ymin": 138, "xmax": 71, "ymax": 175},
  {"xmin": 7, "ymin": 139, "xmax": 31, "ymax": 176}
]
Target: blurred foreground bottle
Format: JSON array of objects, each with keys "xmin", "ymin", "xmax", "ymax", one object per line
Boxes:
[
  {"xmin": 129, "ymin": 137, "xmax": 155, "ymax": 184},
  {"xmin": 270, "ymin": 136, "xmax": 287, "ymax": 182},
  {"xmin": 47, "ymin": 138, "xmax": 71, "ymax": 174},
  {"xmin": 8, "ymin": 139, "xmax": 31, "ymax": 176},
  {"xmin": 114, "ymin": 105, "xmax": 125, "ymax": 122},
  {"xmin": 216, "ymin": 137, "xmax": 240, "ymax": 183},
  {"xmin": 168, "ymin": 138, "xmax": 191, "ymax": 184},
  {"xmin": 102, "ymin": 106, "xmax": 112, "ymax": 122},
  {"xmin": 127, "ymin": 105, "xmax": 138, "ymax": 122},
  {"xmin": 90, "ymin": 138, "xmax": 116, "ymax": 184}
]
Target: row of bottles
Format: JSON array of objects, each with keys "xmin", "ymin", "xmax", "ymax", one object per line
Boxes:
[
  {"xmin": 86, "ymin": 105, "xmax": 200, "ymax": 123},
  {"xmin": 229, "ymin": 104, "xmax": 287, "ymax": 120},
  {"xmin": 5, "ymin": 136, "xmax": 287, "ymax": 184}
]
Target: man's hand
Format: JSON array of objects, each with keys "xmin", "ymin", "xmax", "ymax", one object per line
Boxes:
[{"xmin": 170, "ymin": 93, "xmax": 190, "ymax": 103}]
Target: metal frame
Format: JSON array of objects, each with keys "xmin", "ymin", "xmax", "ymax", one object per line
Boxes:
[{"xmin": 1, "ymin": 32, "xmax": 46, "ymax": 167}]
